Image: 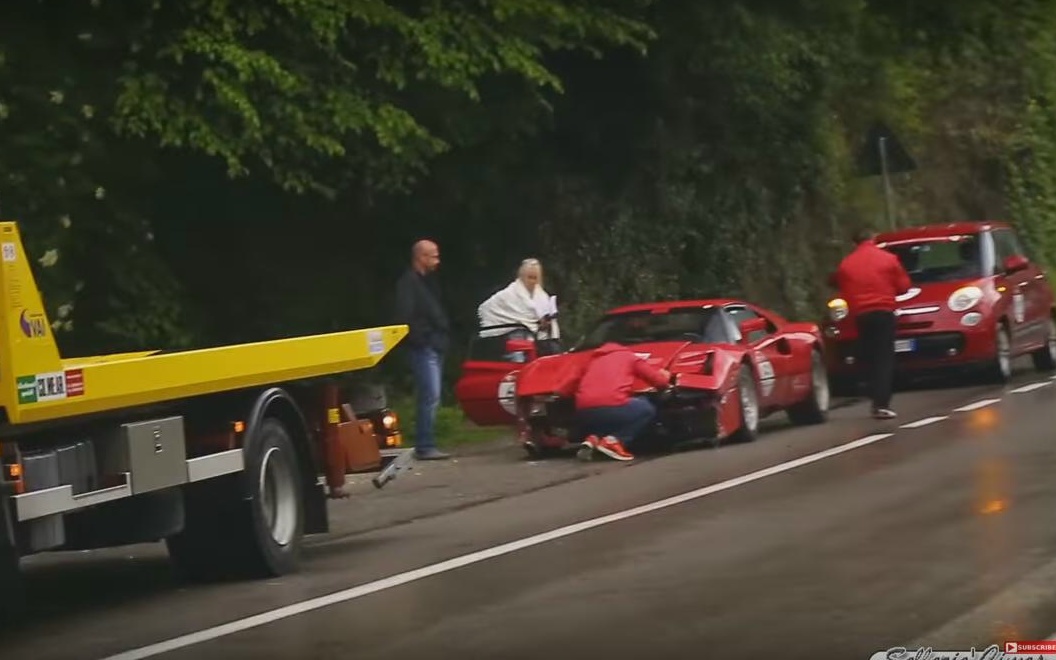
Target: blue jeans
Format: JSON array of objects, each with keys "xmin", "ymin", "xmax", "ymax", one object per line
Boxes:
[
  {"xmin": 409, "ymin": 346, "xmax": 442, "ymax": 452},
  {"xmin": 576, "ymin": 397, "xmax": 656, "ymax": 447}
]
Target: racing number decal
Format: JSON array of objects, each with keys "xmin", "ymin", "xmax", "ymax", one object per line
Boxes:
[
  {"xmin": 1013, "ymin": 291, "xmax": 1026, "ymax": 323},
  {"xmin": 498, "ymin": 372, "xmax": 518, "ymax": 415},
  {"xmin": 756, "ymin": 353, "xmax": 776, "ymax": 397}
]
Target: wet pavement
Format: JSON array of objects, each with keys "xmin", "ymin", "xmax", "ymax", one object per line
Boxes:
[{"xmin": 5, "ymin": 362, "xmax": 1056, "ymax": 659}]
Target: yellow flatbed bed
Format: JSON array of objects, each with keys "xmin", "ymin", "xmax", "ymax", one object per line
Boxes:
[{"xmin": 0, "ymin": 222, "xmax": 407, "ymax": 425}]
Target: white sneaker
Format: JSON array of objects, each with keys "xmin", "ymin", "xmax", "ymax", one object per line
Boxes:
[{"xmin": 872, "ymin": 408, "xmax": 897, "ymax": 420}]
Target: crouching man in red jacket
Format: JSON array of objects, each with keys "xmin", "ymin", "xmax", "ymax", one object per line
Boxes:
[
  {"xmin": 574, "ymin": 342, "xmax": 674, "ymax": 461},
  {"xmin": 830, "ymin": 227, "xmax": 912, "ymax": 420}
]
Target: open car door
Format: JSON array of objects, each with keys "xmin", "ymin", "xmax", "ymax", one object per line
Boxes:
[{"xmin": 454, "ymin": 323, "xmax": 540, "ymax": 426}]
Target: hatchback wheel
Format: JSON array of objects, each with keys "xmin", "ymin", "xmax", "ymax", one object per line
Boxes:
[
  {"xmin": 1031, "ymin": 315, "xmax": 1056, "ymax": 372},
  {"xmin": 987, "ymin": 323, "xmax": 1012, "ymax": 384}
]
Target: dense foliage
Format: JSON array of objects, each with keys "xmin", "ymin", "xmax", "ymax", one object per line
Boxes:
[{"xmin": 3, "ymin": 0, "xmax": 1056, "ymax": 393}]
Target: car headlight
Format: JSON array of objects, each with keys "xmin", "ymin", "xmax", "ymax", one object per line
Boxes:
[
  {"xmin": 827, "ymin": 298, "xmax": 849, "ymax": 322},
  {"xmin": 948, "ymin": 286, "xmax": 983, "ymax": 312}
]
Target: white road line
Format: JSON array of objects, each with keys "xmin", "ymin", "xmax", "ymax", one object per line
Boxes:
[
  {"xmin": 1010, "ymin": 381, "xmax": 1052, "ymax": 394},
  {"xmin": 900, "ymin": 416, "xmax": 948, "ymax": 429},
  {"xmin": 952, "ymin": 398, "xmax": 1002, "ymax": 413},
  {"xmin": 101, "ymin": 433, "xmax": 896, "ymax": 660}
]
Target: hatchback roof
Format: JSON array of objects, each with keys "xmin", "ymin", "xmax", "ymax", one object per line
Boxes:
[{"xmin": 876, "ymin": 221, "xmax": 1011, "ymax": 244}]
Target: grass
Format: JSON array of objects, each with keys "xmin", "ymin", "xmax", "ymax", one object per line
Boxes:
[{"xmin": 389, "ymin": 394, "xmax": 510, "ymax": 449}]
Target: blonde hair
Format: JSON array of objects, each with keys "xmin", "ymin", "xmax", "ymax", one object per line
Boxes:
[{"xmin": 518, "ymin": 258, "xmax": 543, "ymax": 287}]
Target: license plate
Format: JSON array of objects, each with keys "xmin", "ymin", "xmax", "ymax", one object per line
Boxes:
[{"xmin": 894, "ymin": 339, "xmax": 916, "ymax": 353}]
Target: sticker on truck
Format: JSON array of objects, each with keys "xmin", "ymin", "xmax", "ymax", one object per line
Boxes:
[
  {"xmin": 368, "ymin": 330, "xmax": 385, "ymax": 356},
  {"xmin": 16, "ymin": 369, "xmax": 85, "ymax": 404}
]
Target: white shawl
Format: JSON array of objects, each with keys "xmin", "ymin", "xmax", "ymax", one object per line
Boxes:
[{"xmin": 477, "ymin": 279, "xmax": 560, "ymax": 340}]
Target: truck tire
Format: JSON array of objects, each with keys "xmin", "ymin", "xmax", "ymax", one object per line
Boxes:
[
  {"xmin": 0, "ymin": 542, "xmax": 21, "ymax": 623},
  {"xmin": 167, "ymin": 417, "xmax": 305, "ymax": 581},
  {"xmin": 0, "ymin": 487, "xmax": 21, "ymax": 623}
]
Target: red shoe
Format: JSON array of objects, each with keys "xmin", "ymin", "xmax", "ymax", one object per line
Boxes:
[
  {"xmin": 577, "ymin": 435, "xmax": 600, "ymax": 461},
  {"xmin": 595, "ymin": 436, "xmax": 634, "ymax": 461}
]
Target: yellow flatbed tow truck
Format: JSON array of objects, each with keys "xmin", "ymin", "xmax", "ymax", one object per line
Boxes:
[{"xmin": 0, "ymin": 221, "xmax": 415, "ymax": 608}]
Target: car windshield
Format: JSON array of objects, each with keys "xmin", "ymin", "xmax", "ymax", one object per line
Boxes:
[
  {"xmin": 575, "ymin": 307, "xmax": 727, "ymax": 351},
  {"xmin": 883, "ymin": 235, "xmax": 983, "ymax": 284}
]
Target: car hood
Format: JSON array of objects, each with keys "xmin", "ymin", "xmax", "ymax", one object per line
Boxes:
[{"xmin": 516, "ymin": 341, "xmax": 721, "ymax": 397}]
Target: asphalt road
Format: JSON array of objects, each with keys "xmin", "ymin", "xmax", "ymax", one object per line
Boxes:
[{"xmin": 6, "ymin": 362, "xmax": 1056, "ymax": 659}]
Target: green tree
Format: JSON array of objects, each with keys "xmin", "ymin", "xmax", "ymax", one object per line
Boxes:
[{"xmin": 0, "ymin": 0, "xmax": 654, "ymax": 351}]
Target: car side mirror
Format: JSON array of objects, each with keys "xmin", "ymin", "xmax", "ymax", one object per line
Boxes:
[
  {"xmin": 505, "ymin": 338, "xmax": 537, "ymax": 362},
  {"xmin": 739, "ymin": 317, "xmax": 769, "ymax": 343},
  {"xmin": 1004, "ymin": 254, "xmax": 1030, "ymax": 274}
]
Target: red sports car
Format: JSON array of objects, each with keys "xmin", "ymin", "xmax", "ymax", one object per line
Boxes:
[
  {"xmin": 822, "ymin": 222, "xmax": 1056, "ymax": 387},
  {"xmin": 454, "ymin": 299, "xmax": 831, "ymax": 458}
]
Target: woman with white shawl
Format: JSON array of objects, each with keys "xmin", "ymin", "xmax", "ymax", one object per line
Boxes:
[{"xmin": 478, "ymin": 258, "xmax": 562, "ymax": 355}]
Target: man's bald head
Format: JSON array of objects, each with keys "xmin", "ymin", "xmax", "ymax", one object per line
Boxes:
[{"xmin": 412, "ymin": 239, "xmax": 440, "ymax": 274}]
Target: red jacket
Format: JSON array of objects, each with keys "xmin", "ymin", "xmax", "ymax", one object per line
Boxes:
[
  {"xmin": 831, "ymin": 241, "xmax": 912, "ymax": 315},
  {"xmin": 575, "ymin": 343, "xmax": 670, "ymax": 409}
]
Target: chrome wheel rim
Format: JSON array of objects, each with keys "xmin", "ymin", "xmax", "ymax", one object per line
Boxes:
[
  {"xmin": 997, "ymin": 328, "xmax": 1011, "ymax": 377},
  {"xmin": 1047, "ymin": 320, "xmax": 1056, "ymax": 361},
  {"xmin": 813, "ymin": 354, "xmax": 830, "ymax": 412},
  {"xmin": 740, "ymin": 374, "xmax": 759, "ymax": 432},
  {"xmin": 259, "ymin": 447, "xmax": 298, "ymax": 547}
]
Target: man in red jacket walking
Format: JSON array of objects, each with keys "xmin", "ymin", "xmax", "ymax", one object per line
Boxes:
[
  {"xmin": 574, "ymin": 342, "xmax": 674, "ymax": 461},
  {"xmin": 831, "ymin": 227, "xmax": 912, "ymax": 420}
]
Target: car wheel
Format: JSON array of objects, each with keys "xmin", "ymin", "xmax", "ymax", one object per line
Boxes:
[
  {"xmin": 787, "ymin": 349, "xmax": 829, "ymax": 425},
  {"xmin": 730, "ymin": 365, "xmax": 760, "ymax": 443},
  {"xmin": 986, "ymin": 322, "xmax": 1013, "ymax": 384},
  {"xmin": 523, "ymin": 440, "xmax": 561, "ymax": 460},
  {"xmin": 1031, "ymin": 315, "xmax": 1056, "ymax": 372}
]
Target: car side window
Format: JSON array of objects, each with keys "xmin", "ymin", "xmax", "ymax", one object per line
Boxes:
[
  {"xmin": 1008, "ymin": 229, "xmax": 1031, "ymax": 259},
  {"xmin": 725, "ymin": 305, "xmax": 772, "ymax": 343},
  {"xmin": 725, "ymin": 305, "xmax": 758, "ymax": 326},
  {"xmin": 992, "ymin": 230, "xmax": 1023, "ymax": 274},
  {"xmin": 713, "ymin": 308, "xmax": 739, "ymax": 342}
]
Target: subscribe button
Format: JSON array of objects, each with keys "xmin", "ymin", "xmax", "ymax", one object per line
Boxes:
[
  {"xmin": 871, "ymin": 644, "xmax": 1056, "ymax": 658},
  {"xmin": 1007, "ymin": 641, "xmax": 1056, "ymax": 654}
]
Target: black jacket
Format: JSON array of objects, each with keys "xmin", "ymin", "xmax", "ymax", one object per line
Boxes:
[{"xmin": 394, "ymin": 268, "xmax": 450, "ymax": 353}]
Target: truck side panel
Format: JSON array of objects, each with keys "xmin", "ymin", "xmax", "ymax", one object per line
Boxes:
[{"xmin": 0, "ymin": 221, "xmax": 407, "ymax": 425}]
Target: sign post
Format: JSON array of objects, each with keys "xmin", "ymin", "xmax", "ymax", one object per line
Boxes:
[{"xmin": 856, "ymin": 123, "xmax": 916, "ymax": 229}]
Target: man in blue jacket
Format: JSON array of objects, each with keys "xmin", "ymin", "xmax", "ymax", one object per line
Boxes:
[{"xmin": 395, "ymin": 239, "xmax": 451, "ymax": 460}]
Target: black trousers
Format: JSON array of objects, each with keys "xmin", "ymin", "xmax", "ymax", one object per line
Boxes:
[{"xmin": 855, "ymin": 310, "xmax": 896, "ymax": 410}]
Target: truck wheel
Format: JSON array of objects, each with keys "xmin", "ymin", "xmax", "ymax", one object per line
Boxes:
[
  {"xmin": 0, "ymin": 542, "xmax": 21, "ymax": 621},
  {"xmin": 167, "ymin": 417, "xmax": 305, "ymax": 581}
]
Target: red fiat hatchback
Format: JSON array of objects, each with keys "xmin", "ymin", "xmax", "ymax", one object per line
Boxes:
[{"xmin": 822, "ymin": 222, "xmax": 1056, "ymax": 386}]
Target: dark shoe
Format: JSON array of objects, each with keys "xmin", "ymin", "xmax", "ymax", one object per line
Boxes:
[
  {"xmin": 415, "ymin": 448, "xmax": 451, "ymax": 460},
  {"xmin": 576, "ymin": 435, "xmax": 600, "ymax": 462}
]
